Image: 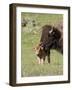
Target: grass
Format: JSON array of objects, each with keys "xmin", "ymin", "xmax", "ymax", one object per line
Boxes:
[{"xmin": 21, "ymin": 13, "xmax": 63, "ymax": 77}]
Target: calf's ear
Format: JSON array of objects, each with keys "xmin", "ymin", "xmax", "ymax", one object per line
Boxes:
[{"xmin": 33, "ymin": 44, "xmax": 40, "ymax": 50}]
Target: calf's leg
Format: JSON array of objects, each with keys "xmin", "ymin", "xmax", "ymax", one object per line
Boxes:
[
  {"xmin": 41, "ymin": 56, "xmax": 46, "ymax": 64},
  {"xmin": 41, "ymin": 58, "xmax": 44, "ymax": 64},
  {"xmin": 37, "ymin": 57, "xmax": 41, "ymax": 64}
]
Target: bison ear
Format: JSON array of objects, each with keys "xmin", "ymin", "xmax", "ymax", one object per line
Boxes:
[{"xmin": 49, "ymin": 26, "xmax": 53, "ymax": 34}]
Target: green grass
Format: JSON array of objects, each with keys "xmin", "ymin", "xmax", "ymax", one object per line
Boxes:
[{"xmin": 21, "ymin": 13, "xmax": 63, "ymax": 77}]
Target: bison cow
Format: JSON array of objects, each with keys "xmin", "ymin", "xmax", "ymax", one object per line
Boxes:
[{"xmin": 34, "ymin": 25, "xmax": 63, "ymax": 64}]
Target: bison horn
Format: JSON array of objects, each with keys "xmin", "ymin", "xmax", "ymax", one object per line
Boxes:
[{"xmin": 49, "ymin": 27, "xmax": 53, "ymax": 34}]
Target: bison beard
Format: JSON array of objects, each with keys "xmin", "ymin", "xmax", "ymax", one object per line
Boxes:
[{"xmin": 35, "ymin": 25, "xmax": 63, "ymax": 64}]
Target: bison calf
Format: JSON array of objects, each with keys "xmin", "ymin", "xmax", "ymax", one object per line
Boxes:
[{"xmin": 34, "ymin": 43, "xmax": 47, "ymax": 64}]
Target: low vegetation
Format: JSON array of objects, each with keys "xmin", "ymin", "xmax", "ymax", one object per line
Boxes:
[{"xmin": 21, "ymin": 13, "xmax": 63, "ymax": 77}]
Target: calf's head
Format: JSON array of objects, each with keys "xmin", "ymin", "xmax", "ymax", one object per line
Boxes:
[
  {"xmin": 34, "ymin": 43, "xmax": 46, "ymax": 64},
  {"xmin": 34, "ymin": 43, "xmax": 43, "ymax": 55}
]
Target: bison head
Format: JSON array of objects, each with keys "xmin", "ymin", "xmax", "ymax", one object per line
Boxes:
[{"xmin": 40, "ymin": 25, "xmax": 62, "ymax": 52}]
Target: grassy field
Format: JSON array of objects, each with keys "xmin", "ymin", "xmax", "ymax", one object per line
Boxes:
[{"xmin": 21, "ymin": 13, "xmax": 63, "ymax": 77}]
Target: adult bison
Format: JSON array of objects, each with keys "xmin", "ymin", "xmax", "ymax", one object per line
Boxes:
[{"xmin": 34, "ymin": 25, "xmax": 63, "ymax": 64}]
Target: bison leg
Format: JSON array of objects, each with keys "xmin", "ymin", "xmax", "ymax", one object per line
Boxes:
[
  {"xmin": 43, "ymin": 57, "xmax": 46, "ymax": 64},
  {"xmin": 47, "ymin": 50, "xmax": 50, "ymax": 63}
]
